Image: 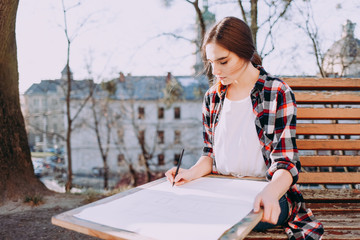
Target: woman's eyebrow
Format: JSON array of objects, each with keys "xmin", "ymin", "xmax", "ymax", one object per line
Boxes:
[
  {"xmin": 215, "ymin": 56, "xmax": 228, "ymax": 61},
  {"xmin": 208, "ymin": 52, "xmax": 230, "ymax": 62}
]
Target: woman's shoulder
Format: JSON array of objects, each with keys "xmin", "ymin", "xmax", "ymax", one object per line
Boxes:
[{"xmin": 261, "ymin": 70, "xmax": 293, "ymax": 93}]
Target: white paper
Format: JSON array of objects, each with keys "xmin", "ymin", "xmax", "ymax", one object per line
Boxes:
[{"xmin": 74, "ymin": 177, "xmax": 268, "ymax": 240}]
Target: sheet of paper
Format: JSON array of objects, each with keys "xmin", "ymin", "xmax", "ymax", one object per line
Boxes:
[{"xmin": 74, "ymin": 177, "xmax": 268, "ymax": 240}]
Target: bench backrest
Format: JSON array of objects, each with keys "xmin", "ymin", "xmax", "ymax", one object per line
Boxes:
[{"xmin": 284, "ymin": 78, "xmax": 360, "ymax": 185}]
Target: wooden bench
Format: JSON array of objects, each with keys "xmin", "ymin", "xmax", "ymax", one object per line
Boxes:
[{"xmin": 246, "ymin": 78, "xmax": 360, "ymax": 239}]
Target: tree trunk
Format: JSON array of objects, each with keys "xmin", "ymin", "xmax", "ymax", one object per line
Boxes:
[
  {"xmin": 0, "ymin": 0, "xmax": 48, "ymax": 203},
  {"xmin": 250, "ymin": 0, "xmax": 258, "ymax": 48},
  {"xmin": 65, "ymin": 62, "xmax": 73, "ymax": 192}
]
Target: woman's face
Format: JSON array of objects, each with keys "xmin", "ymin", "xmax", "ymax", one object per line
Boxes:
[{"xmin": 205, "ymin": 42, "xmax": 247, "ymax": 86}]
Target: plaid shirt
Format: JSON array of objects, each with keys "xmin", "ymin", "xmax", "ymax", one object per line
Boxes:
[{"xmin": 201, "ymin": 66, "xmax": 324, "ymax": 240}]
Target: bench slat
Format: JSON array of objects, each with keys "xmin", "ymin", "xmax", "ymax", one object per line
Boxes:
[
  {"xmin": 284, "ymin": 78, "xmax": 360, "ymax": 90},
  {"xmin": 297, "ymin": 108, "xmax": 360, "ymax": 120},
  {"xmin": 297, "ymin": 139, "xmax": 360, "ymax": 150},
  {"xmin": 300, "ymin": 156, "xmax": 360, "ymax": 167},
  {"xmin": 247, "ymin": 229, "xmax": 360, "ymax": 239},
  {"xmin": 307, "ymin": 203, "xmax": 360, "ymax": 211},
  {"xmin": 298, "ymin": 172, "xmax": 360, "ymax": 184},
  {"xmin": 295, "ymin": 91, "xmax": 360, "ymax": 104},
  {"xmin": 300, "ymin": 189, "xmax": 360, "ymax": 201},
  {"xmin": 297, "ymin": 124, "xmax": 360, "ymax": 135}
]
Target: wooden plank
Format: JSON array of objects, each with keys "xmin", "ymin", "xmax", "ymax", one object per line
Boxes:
[
  {"xmin": 297, "ymin": 108, "xmax": 360, "ymax": 120},
  {"xmin": 312, "ymin": 211, "xmax": 360, "ymax": 220},
  {"xmin": 246, "ymin": 229, "xmax": 360, "ymax": 239},
  {"xmin": 297, "ymin": 139, "xmax": 360, "ymax": 150},
  {"xmin": 295, "ymin": 91, "xmax": 360, "ymax": 104},
  {"xmin": 298, "ymin": 172, "xmax": 360, "ymax": 184},
  {"xmin": 284, "ymin": 78, "xmax": 360, "ymax": 90},
  {"xmin": 219, "ymin": 210, "xmax": 263, "ymax": 240},
  {"xmin": 297, "ymin": 124, "xmax": 360, "ymax": 135},
  {"xmin": 306, "ymin": 202, "xmax": 360, "ymax": 211},
  {"xmin": 300, "ymin": 156, "xmax": 360, "ymax": 167},
  {"xmin": 300, "ymin": 189, "xmax": 360, "ymax": 201}
]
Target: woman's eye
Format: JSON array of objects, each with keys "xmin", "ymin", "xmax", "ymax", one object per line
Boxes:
[{"xmin": 220, "ymin": 61, "xmax": 228, "ymax": 65}]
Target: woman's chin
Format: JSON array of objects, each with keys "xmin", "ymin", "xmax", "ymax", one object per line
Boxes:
[{"xmin": 220, "ymin": 79, "xmax": 230, "ymax": 85}]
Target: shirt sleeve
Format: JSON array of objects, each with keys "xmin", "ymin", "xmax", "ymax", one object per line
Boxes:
[
  {"xmin": 201, "ymin": 92, "xmax": 215, "ymax": 160},
  {"xmin": 266, "ymin": 84, "xmax": 301, "ymax": 185}
]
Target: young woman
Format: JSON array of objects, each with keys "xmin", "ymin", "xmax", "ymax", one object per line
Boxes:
[{"xmin": 165, "ymin": 16, "xmax": 324, "ymax": 239}]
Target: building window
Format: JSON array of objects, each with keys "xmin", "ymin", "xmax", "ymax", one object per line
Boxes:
[
  {"xmin": 174, "ymin": 107, "xmax": 181, "ymax": 119},
  {"xmin": 158, "ymin": 154, "xmax": 165, "ymax": 166},
  {"xmin": 117, "ymin": 129, "xmax": 124, "ymax": 143},
  {"xmin": 138, "ymin": 130, "xmax": 145, "ymax": 145},
  {"xmin": 174, "ymin": 153, "xmax": 181, "ymax": 166},
  {"xmin": 117, "ymin": 154, "xmax": 125, "ymax": 166},
  {"xmin": 157, "ymin": 130, "xmax": 164, "ymax": 144},
  {"xmin": 158, "ymin": 107, "xmax": 164, "ymax": 119},
  {"xmin": 174, "ymin": 130, "xmax": 181, "ymax": 144},
  {"xmin": 138, "ymin": 107, "xmax": 145, "ymax": 119}
]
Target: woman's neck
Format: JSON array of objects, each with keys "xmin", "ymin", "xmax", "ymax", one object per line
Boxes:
[{"xmin": 226, "ymin": 63, "xmax": 260, "ymax": 101}]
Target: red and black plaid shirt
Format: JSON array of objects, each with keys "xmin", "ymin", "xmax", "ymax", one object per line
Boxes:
[{"xmin": 201, "ymin": 66, "xmax": 324, "ymax": 240}]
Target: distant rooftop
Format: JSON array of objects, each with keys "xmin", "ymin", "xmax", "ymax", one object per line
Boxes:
[{"xmin": 24, "ymin": 74, "xmax": 210, "ymax": 101}]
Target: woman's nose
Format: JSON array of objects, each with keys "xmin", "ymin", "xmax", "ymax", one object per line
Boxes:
[{"xmin": 212, "ymin": 63, "xmax": 221, "ymax": 76}]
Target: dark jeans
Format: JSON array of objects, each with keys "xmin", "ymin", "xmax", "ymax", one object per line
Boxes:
[{"xmin": 253, "ymin": 195, "xmax": 289, "ymax": 231}]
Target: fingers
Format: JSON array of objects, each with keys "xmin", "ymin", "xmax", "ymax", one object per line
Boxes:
[
  {"xmin": 165, "ymin": 167, "xmax": 187, "ymax": 186},
  {"xmin": 164, "ymin": 167, "xmax": 177, "ymax": 183},
  {"xmin": 270, "ymin": 203, "xmax": 280, "ymax": 224},
  {"xmin": 262, "ymin": 204, "xmax": 272, "ymax": 223},
  {"xmin": 253, "ymin": 194, "xmax": 280, "ymax": 225},
  {"xmin": 253, "ymin": 195, "xmax": 261, "ymax": 213},
  {"xmin": 262, "ymin": 201, "xmax": 280, "ymax": 224}
]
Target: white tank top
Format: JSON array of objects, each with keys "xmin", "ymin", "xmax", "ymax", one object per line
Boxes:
[{"xmin": 214, "ymin": 96, "xmax": 267, "ymax": 177}]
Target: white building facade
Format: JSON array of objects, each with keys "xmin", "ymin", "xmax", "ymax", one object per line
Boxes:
[{"xmin": 65, "ymin": 73, "xmax": 209, "ymax": 180}]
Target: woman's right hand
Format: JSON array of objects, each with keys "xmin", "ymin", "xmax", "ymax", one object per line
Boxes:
[{"xmin": 165, "ymin": 167, "xmax": 194, "ymax": 186}]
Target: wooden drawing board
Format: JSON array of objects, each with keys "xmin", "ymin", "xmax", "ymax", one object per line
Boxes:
[{"xmin": 52, "ymin": 176, "xmax": 266, "ymax": 240}]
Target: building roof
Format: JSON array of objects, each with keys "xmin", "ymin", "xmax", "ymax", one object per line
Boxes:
[
  {"xmin": 24, "ymin": 79, "xmax": 95, "ymax": 96},
  {"xmin": 323, "ymin": 20, "xmax": 360, "ymax": 77},
  {"xmin": 114, "ymin": 75, "xmax": 209, "ymax": 101},
  {"xmin": 24, "ymin": 75, "xmax": 210, "ymax": 101}
]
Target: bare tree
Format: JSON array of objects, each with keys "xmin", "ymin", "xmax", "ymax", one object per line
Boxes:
[
  {"xmin": 0, "ymin": 0, "xmax": 49, "ymax": 203},
  {"xmin": 60, "ymin": 0, "xmax": 94, "ymax": 192},
  {"xmin": 89, "ymin": 82, "xmax": 114, "ymax": 190},
  {"xmin": 112, "ymin": 74, "xmax": 185, "ymax": 186},
  {"xmin": 292, "ymin": 0, "xmax": 325, "ymax": 77},
  {"xmin": 237, "ymin": 0, "xmax": 293, "ymax": 58},
  {"xmin": 161, "ymin": 0, "xmax": 294, "ymax": 82}
]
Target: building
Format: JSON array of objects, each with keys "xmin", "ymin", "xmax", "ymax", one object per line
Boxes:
[
  {"xmin": 70, "ymin": 73, "xmax": 209, "ymax": 180},
  {"xmin": 23, "ymin": 68, "xmax": 209, "ymax": 183},
  {"xmin": 322, "ymin": 20, "xmax": 360, "ymax": 77},
  {"xmin": 23, "ymin": 67, "xmax": 94, "ymax": 152}
]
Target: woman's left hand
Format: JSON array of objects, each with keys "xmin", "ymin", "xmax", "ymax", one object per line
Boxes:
[
  {"xmin": 253, "ymin": 187, "xmax": 281, "ymax": 224},
  {"xmin": 253, "ymin": 169, "xmax": 293, "ymax": 224}
]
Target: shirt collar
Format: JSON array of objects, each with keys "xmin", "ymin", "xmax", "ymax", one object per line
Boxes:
[
  {"xmin": 217, "ymin": 64, "xmax": 269, "ymax": 99},
  {"xmin": 253, "ymin": 64, "xmax": 268, "ymax": 92}
]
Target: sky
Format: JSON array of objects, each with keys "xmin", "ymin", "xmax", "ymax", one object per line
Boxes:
[{"xmin": 16, "ymin": 0, "xmax": 360, "ymax": 93}]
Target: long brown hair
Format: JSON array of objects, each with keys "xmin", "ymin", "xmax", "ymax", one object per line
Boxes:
[{"xmin": 202, "ymin": 16, "xmax": 262, "ymax": 87}]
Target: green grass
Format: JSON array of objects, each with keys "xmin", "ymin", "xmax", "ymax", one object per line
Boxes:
[{"xmin": 24, "ymin": 195, "xmax": 44, "ymax": 206}]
